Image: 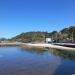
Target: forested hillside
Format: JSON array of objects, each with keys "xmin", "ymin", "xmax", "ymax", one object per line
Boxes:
[{"xmin": 11, "ymin": 26, "xmax": 75, "ymax": 43}]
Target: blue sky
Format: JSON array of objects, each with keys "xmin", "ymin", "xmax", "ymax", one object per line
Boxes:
[{"xmin": 0, "ymin": 0, "xmax": 75, "ymax": 38}]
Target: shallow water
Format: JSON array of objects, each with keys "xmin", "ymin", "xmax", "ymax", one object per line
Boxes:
[{"xmin": 0, "ymin": 47, "xmax": 75, "ymax": 75}]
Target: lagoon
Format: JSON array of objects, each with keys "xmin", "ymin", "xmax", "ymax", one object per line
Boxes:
[{"xmin": 0, "ymin": 47, "xmax": 75, "ymax": 75}]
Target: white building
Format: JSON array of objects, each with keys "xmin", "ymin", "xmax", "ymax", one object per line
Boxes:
[{"xmin": 46, "ymin": 38, "xmax": 52, "ymax": 43}]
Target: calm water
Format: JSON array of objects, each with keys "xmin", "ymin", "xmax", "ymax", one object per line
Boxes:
[{"xmin": 0, "ymin": 47, "xmax": 75, "ymax": 75}]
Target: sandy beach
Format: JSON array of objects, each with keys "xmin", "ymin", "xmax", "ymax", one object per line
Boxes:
[
  {"xmin": 0, "ymin": 42, "xmax": 75, "ymax": 50},
  {"xmin": 21, "ymin": 43, "xmax": 75, "ymax": 50}
]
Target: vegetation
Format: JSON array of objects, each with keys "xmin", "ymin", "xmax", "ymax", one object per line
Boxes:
[{"xmin": 10, "ymin": 26, "xmax": 75, "ymax": 43}]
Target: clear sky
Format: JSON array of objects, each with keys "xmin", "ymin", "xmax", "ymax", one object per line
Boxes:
[{"xmin": 0, "ymin": 0, "xmax": 75, "ymax": 38}]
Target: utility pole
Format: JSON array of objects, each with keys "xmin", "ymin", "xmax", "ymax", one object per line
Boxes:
[
  {"xmin": 72, "ymin": 32, "xmax": 74, "ymax": 43},
  {"xmin": 56, "ymin": 33, "xmax": 58, "ymax": 43},
  {"xmin": 44, "ymin": 33, "xmax": 46, "ymax": 43},
  {"xmin": 52, "ymin": 35, "xmax": 53, "ymax": 43}
]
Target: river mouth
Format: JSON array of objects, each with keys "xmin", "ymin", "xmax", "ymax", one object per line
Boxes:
[{"xmin": 0, "ymin": 47, "xmax": 75, "ymax": 75}]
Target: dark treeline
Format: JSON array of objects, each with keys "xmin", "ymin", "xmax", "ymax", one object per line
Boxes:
[{"xmin": 10, "ymin": 26, "xmax": 75, "ymax": 43}]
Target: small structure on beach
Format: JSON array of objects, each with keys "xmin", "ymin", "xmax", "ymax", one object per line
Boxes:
[{"xmin": 46, "ymin": 38, "xmax": 52, "ymax": 43}]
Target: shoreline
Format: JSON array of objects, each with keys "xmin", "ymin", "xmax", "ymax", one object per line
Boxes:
[
  {"xmin": 0, "ymin": 43, "xmax": 75, "ymax": 50},
  {"xmin": 21, "ymin": 43, "xmax": 75, "ymax": 50}
]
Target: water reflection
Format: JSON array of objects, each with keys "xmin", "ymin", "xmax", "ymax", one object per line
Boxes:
[
  {"xmin": 23, "ymin": 47, "xmax": 75, "ymax": 60},
  {"xmin": 0, "ymin": 47, "xmax": 60, "ymax": 75},
  {"xmin": 20, "ymin": 47, "xmax": 47, "ymax": 55},
  {"xmin": 19, "ymin": 47, "xmax": 75, "ymax": 75},
  {"xmin": 48, "ymin": 48, "xmax": 75, "ymax": 60},
  {"xmin": 48, "ymin": 49, "xmax": 75, "ymax": 75},
  {"xmin": 0, "ymin": 47, "xmax": 75, "ymax": 75},
  {"xmin": 54, "ymin": 59, "xmax": 75, "ymax": 75}
]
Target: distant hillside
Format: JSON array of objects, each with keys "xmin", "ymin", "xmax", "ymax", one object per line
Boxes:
[
  {"xmin": 11, "ymin": 32, "xmax": 50, "ymax": 43},
  {"xmin": 11, "ymin": 26, "xmax": 75, "ymax": 43}
]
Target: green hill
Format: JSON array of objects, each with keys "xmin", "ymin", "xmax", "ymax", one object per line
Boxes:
[{"xmin": 10, "ymin": 26, "xmax": 75, "ymax": 43}]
